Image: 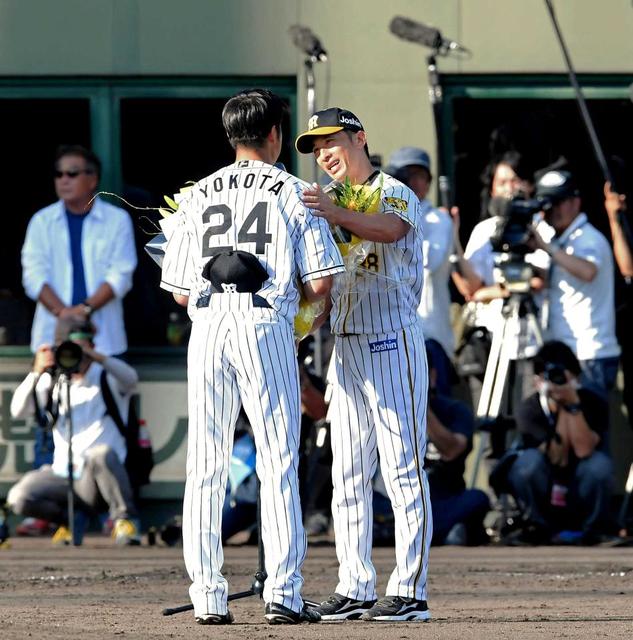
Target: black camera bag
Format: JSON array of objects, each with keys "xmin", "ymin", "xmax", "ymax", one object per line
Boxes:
[
  {"xmin": 100, "ymin": 370, "xmax": 154, "ymax": 490},
  {"xmin": 455, "ymin": 326, "xmax": 492, "ymax": 378}
]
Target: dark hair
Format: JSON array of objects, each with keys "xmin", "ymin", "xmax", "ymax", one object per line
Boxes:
[
  {"xmin": 400, "ymin": 164, "xmax": 431, "ymax": 188},
  {"xmin": 479, "ymin": 151, "xmax": 535, "ymax": 219},
  {"xmin": 55, "ymin": 145, "xmax": 101, "ymax": 180},
  {"xmin": 343, "ymin": 129, "xmax": 370, "ymax": 159},
  {"xmin": 222, "ymin": 88, "xmax": 288, "ymax": 149},
  {"xmin": 533, "ymin": 341, "xmax": 582, "ymax": 377}
]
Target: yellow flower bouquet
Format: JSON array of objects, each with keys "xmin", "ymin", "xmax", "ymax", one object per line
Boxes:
[
  {"xmin": 294, "ymin": 178, "xmax": 382, "ymax": 341},
  {"xmin": 329, "ymin": 177, "xmax": 382, "ymax": 263}
]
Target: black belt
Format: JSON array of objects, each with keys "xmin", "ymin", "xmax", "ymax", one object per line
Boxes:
[{"xmin": 196, "ymin": 293, "xmax": 271, "ymax": 309}]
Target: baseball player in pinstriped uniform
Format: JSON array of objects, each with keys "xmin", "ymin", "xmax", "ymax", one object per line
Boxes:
[
  {"xmin": 297, "ymin": 108, "xmax": 432, "ymax": 622},
  {"xmin": 160, "ymin": 90, "xmax": 344, "ymax": 626}
]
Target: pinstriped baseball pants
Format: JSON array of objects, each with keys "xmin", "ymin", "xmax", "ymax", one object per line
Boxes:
[
  {"xmin": 183, "ymin": 307, "xmax": 306, "ymax": 616},
  {"xmin": 328, "ymin": 320, "xmax": 433, "ymax": 601}
]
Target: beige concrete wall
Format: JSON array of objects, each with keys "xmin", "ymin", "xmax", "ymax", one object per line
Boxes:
[{"xmin": 1, "ymin": 0, "xmax": 631, "ymax": 177}]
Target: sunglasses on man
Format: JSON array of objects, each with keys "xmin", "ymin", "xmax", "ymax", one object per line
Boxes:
[{"xmin": 54, "ymin": 169, "xmax": 94, "ymax": 179}]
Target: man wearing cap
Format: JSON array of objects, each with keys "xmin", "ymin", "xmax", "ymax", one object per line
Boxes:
[
  {"xmin": 531, "ymin": 170, "xmax": 620, "ymax": 395},
  {"xmin": 297, "ymin": 108, "xmax": 432, "ymax": 622},
  {"xmin": 6, "ymin": 317, "xmax": 141, "ymax": 545},
  {"xmin": 386, "ymin": 146, "xmax": 454, "ymax": 395}
]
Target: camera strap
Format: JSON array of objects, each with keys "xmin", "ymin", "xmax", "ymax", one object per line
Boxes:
[
  {"xmin": 539, "ymin": 388, "xmax": 556, "ymax": 428},
  {"xmin": 99, "ymin": 370, "xmax": 127, "ymax": 438},
  {"xmin": 32, "ymin": 377, "xmax": 59, "ymax": 430}
]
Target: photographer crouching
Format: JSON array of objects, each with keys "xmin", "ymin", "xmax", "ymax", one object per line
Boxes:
[
  {"xmin": 6, "ymin": 318, "xmax": 141, "ymax": 545},
  {"xmin": 505, "ymin": 341, "xmax": 614, "ymax": 545}
]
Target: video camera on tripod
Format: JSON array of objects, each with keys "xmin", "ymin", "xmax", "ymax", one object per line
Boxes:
[{"xmin": 489, "ymin": 194, "xmax": 552, "ymax": 293}]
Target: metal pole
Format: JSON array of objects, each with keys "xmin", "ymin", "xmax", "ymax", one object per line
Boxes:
[
  {"xmin": 426, "ymin": 52, "xmax": 453, "ymax": 212},
  {"xmin": 543, "ymin": 0, "xmax": 613, "ymax": 183},
  {"xmin": 304, "ymin": 55, "xmax": 324, "ymax": 376},
  {"xmin": 63, "ymin": 375, "xmax": 77, "ymax": 545}
]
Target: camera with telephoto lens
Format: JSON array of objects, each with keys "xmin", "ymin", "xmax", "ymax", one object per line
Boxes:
[
  {"xmin": 543, "ymin": 362, "xmax": 567, "ymax": 386},
  {"xmin": 489, "ymin": 194, "xmax": 551, "ymax": 292},
  {"xmin": 53, "ymin": 340, "xmax": 84, "ymax": 374}
]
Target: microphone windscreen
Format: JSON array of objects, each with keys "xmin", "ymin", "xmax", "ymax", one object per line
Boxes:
[
  {"xmin": 389, "ymin": 16, "xmax": 441, "ymax": 49},
  {"xmin": 289, "ymin": 25, "xmax": 319, "ymax": 53}
]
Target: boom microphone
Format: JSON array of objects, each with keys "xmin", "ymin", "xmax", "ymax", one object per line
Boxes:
[
  {"xmin": 289, "ymin": 25, "xmax": 328, "ymax": 62},
  {"xmin": 389, "ymin": 16, "xmax": 470, "ymax": 56}
]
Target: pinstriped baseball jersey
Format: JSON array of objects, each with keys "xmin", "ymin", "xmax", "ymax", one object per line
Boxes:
[
  {"xmin": 322, "ymin": 169, "xmax": 431, "ymax": 608},
  {"xmin": 327, "ymin": 322, "xmax": 432, "ymax": 602},
  {"xmin": 158, "ymin": 158, "xmax": 343, "ymax": 618},
  {"xmin": 160, "ymin": 159, "xmax": 344, "ymax": 317},
  {"xmin": 329, "ymin": 171, "xmax": 425, "ymax": 335}
]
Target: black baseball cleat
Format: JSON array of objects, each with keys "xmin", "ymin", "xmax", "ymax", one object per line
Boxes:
[
  {"xmin": 360, "ymin": 596, "xmax": 430, "ymax": 622},
  {"xmin": 264, "ymin": 602, "xmax": 321, "ymax": 624},
  {"xmin": 312, "ymin": 592, "xmax": 377, "ymax": 621},
  {"xmin": 195, "ymin": 610, "xmax": 234, "ymax": 625}
]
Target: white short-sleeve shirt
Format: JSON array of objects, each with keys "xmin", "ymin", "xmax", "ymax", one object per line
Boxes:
[
  {"xmin": 546, "ymin": 213, "xmax": 620, "ymax": 360},
  {"xmin": 417, "ymin": 201, "xmax": 454, "ymax": 355}
]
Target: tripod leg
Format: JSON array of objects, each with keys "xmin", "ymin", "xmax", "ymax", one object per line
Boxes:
[
  {"xmin": 162, "ymin": 604, "xmax": 194, "ymax": 616},
  {"xmin": 526, "ymin": 311, "xmax": 544, "ymax": 348},
  {"xmin": 476, "ymin": 317, "xmax": 506, "ymax": 419},
  {"xmin": 488, "ymin": 326, "xmax": 513, "ymax": 421},
  {"xmin": 469, "ymin": 314, "xmax": 509, "ymax": 487}
]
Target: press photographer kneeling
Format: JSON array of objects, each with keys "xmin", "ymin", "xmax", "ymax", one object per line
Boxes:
[
  {"xmin": 7, "ymin": 318, "xmax": 141, "ymax": 545},
  {"xmin": 505, "ymin": 341, "xmax": 614, "ymax": 544}
]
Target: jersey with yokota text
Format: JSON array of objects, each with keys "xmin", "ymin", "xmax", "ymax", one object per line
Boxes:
[
  {"xmin": 160, "ymin": 159, "xmax": 344, "ymax": 319},
  {"xmin": 329, "ymin": 171, "xmax": 425, "ymax": 335}
]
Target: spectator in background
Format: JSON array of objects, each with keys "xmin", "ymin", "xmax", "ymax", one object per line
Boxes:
[
  {"xmin": 452, "ymin": 151, "xmax": 538, "ymax": 316},
  {"xmin": 17, "ymin": 146, "xmax": 137, "ymax": 536},
  {"xmin": 385, "ymin": 147, "xmax": 454, "ymax": 395},
  {"xmin": 604, "ymin": 181, "xmax": 631, "ymax": 279},
  {"xmin": 424, "ymin": 347, "xmax": 490, "ymax": 545},
  {"xmin": 451, "ymin": 152, "xmax": 543, "ymax": 409},
  {"xmin": 22, "ymin": 145, "xmax": 137, "ymax": 357},
  {"xmin": 506, "ymin": 341, "xmax": 614, "ymax": 545},
  {"xmin": 6, "ymin": 318, "xmax": 141, "ymax": 545},
  {"xmin": 531, "ymin": 170, "xmax": 620, "ymax": 396},
  {"xmin": 604, "ymin": 182, "xmax": 633, "ymax": 414}
]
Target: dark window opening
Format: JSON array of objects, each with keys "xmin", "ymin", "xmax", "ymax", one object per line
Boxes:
[
  {"xmin": 452, "ymin": 97, "xmax": 633, "ymax": 243},
  {"xmin": 118, "ymin": 97, "xmax": 292, "ymax": 347}
]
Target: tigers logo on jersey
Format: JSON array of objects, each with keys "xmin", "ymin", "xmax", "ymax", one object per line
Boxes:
[{"xmin": 383, "ymin": 196, "xmax": 408, "ymax": 212}]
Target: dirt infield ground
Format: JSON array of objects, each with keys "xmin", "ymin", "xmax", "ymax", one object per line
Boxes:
[{"xmin": 1, "ymin": 537, "xmax": 632, "ymax": 639}]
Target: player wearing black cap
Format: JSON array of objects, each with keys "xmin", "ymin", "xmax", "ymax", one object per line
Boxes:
[{"xmin": 297, "ymin": 108, "xmax": 432, "ymax": 622}]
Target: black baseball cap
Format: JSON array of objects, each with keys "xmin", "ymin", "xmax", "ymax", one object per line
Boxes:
[
  {"xmin": 295, "ymin": 107, "xmax": 364, "ymax": 154},
  {"xmin": 535, "ymin": 170, "xmax": 580, "ymax": 204},
  {"xmin": 201, "ymin": 250, "xmax": 268, "ymax": 293}
]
